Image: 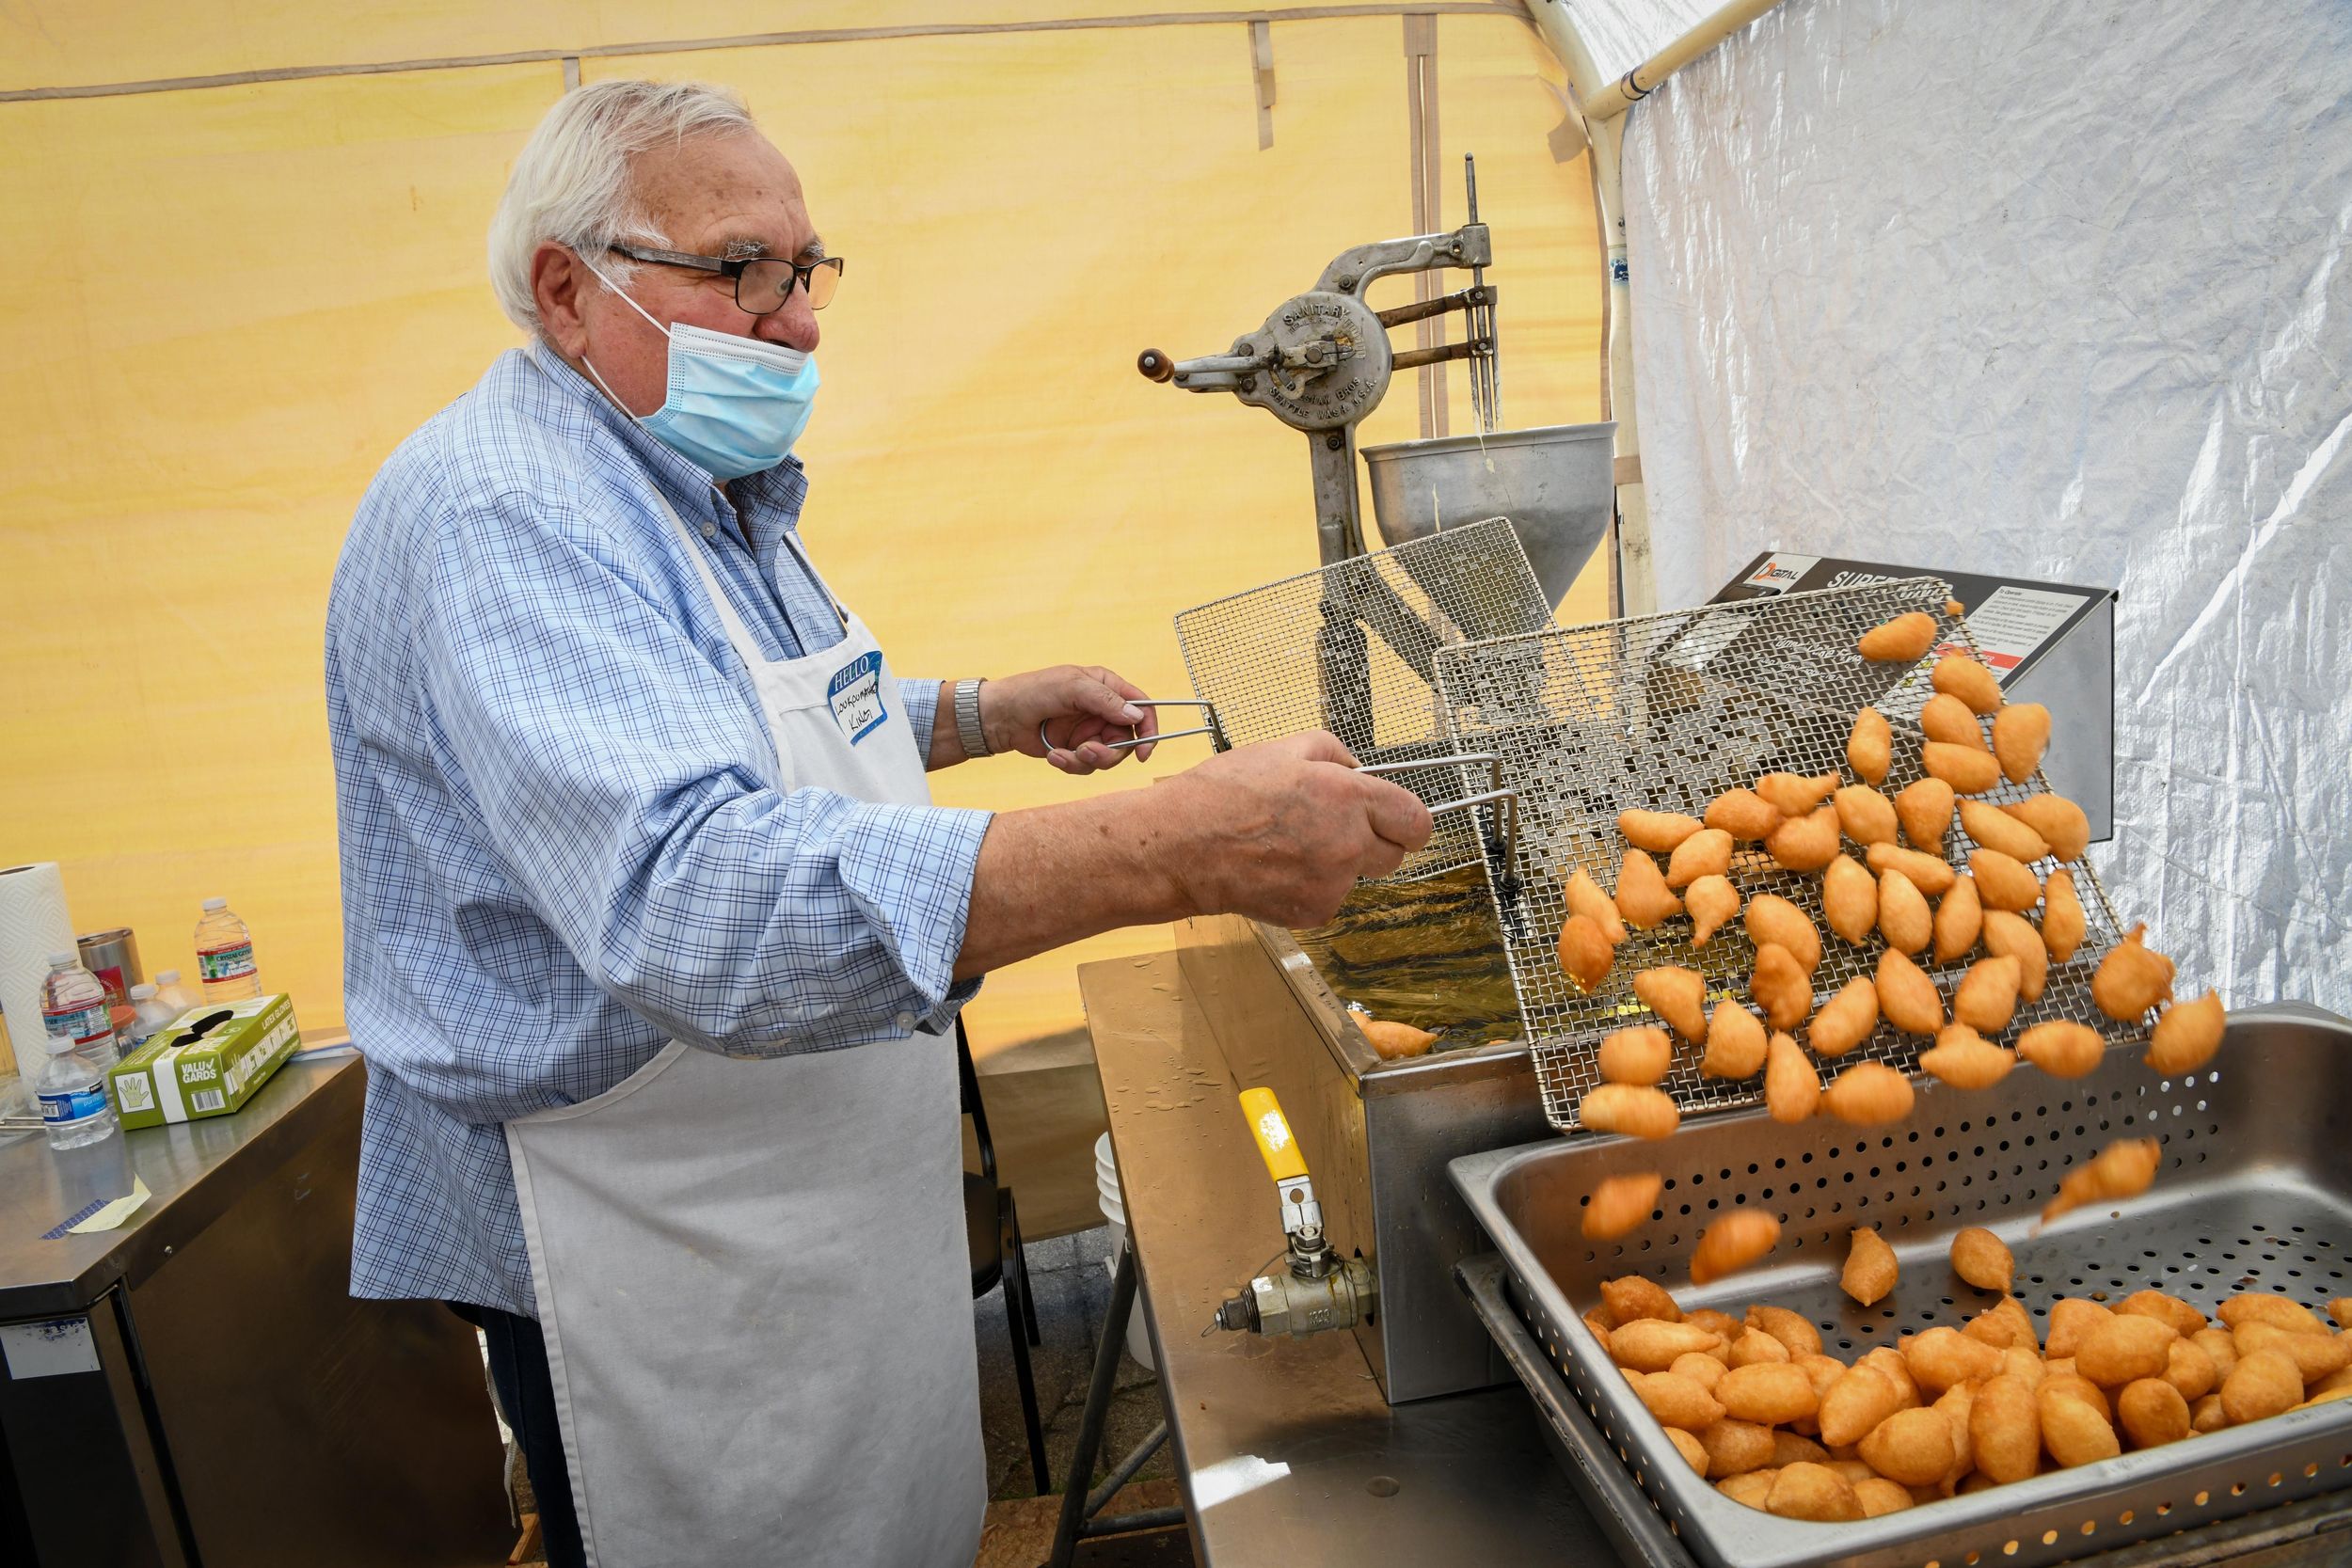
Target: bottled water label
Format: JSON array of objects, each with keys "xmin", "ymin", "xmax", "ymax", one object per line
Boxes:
[
  {"xmin": 40, "ymin": 1078, "xmax": 109, "ymax": 1124},
  {"xmin": 199, "ymin": 942, "xmax": 257, "ymax": 982},
  {"xmin": 43, "ymin": 1001, "xmax": 114, "ymax": 1050}
]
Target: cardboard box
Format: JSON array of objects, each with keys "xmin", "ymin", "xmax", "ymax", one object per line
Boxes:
[{"xmin": 108, "ymin": 992, "xmax": 300, "ymax": 1130}]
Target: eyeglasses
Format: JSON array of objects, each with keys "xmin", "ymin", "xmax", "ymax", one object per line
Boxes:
[{"xmin": 607, "ymin": 243, "xmax": 845, "ymax": 315}]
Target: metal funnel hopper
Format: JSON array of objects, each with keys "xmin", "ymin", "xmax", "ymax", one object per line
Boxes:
[{"xmin": 1361, "ymin": 422, "xmax": 1617, "ymax": 610}]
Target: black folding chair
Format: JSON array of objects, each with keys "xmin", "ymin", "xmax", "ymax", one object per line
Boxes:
[{"xmin": 959, "ymin": 1017, "xmax": 1049, "ymax": 1495}]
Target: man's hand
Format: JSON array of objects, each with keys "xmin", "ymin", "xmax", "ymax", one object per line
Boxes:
[
  {"xmin": 1150, "ymin": 731, "xmax": 1436, "ymax": 929},
  {"xmin": 982, "ymin": 665, "xmax": 1162, "ymax": 773}
]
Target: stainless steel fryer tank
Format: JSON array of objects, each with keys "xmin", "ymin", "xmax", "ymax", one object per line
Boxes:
[{"xmin": 1174, "ymin": 909, "xmax": 1547, "ymax": 1403}]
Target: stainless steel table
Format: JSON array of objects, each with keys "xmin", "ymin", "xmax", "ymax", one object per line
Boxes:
[
  {"xmin": 0, "ymin": 1051, "xmax": 509, "ymax": 1567},
  {"xmin": 1081, "ymin": 949, "xmax": 2352, "ymax": 1568}
]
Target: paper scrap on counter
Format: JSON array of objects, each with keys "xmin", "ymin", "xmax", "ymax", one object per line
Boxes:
[{"xmin": 67, "ymin": 1178, "xmax": 151, "ymax": 1234}]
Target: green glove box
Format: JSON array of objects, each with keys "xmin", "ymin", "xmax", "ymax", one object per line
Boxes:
[{"xmin": 108, "ymin": 992, "xmax": 301, "ymax": 1129}]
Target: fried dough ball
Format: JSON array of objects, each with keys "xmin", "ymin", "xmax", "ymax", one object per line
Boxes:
[
  {"xmin": 1950, "ymin": 1227, "xmax": 2014, "ymax": 1292},
  {"xmin": 2016, "ymin": 1019, "xmax": 2104, "ymax": 1078},
  {"xmin": 1751, "ymin": 943, "xmax": 1814, "ymax": 1032},
  {"xmin": 1969, "ymin": 848, "xmax": 2042, "ymax": 912},
  {"xmin": 1756, "ymin": 771, "xmax": 1839, "ymax": 816},
  {"xmin": 1765, "ymin": 1032, "xmax": 1820, "ymax": 1123},
  {"xmin": 2114, "ymin": 1289, "xmax": 2207, "ymax": 1341},
  {"xmin": 1866, "ymin": 842, "xmax": 1957, "ymax": 895},
  {"xmin": 1992, "ymin": 702, "xmax": 2051, "ymax": 785},
  {"xmin": 1980, "ymin": 910, "xmax": 2048, "ymax": 1003},
  {"xmin": 2042, "ymin": 867, "xmax": 2086, "ymax": 962},
  {"xmin": 1580, "ymin": 1083, "xmax": 1682, "ymax": 1140},
  {"xmin": 1720, "ymin": 1361, "xmax": 1821, "ymax": 1425},
  {"xmin": 1746, "ymin": 894, "xmax": 1822, "ymax": 973},
  {"xmin": 1932, "ymin": 874, "xmax": 1983, "ymax": 964},
  {"xmin": 1931, "ymin": 654, "xmax": 2003, "ymax": 714},
  {"xmin": 1556, "ymin": 913, "xmax": 1614, "ymax": 993},
  {"xmin": 1684, "ymin": 874, "xmax": 1741, "ymax": 946},
  {"xmin": 1619, "ymin": 808, "xmax": 1705, "ymax": 853},
  {"xmin": 1895, "ymin": 778, "xmax": 1956, "ymax": 852},
  {"xmin": 2092, "ymin": 925, "xmax": 2175, "ymax": 1021},
  {"xmin": 1765, "ymin": 1461, "xmax": 1864, "ymax": 1521},
  {"xmin": 1841, "ymin": 1227, "xmax": 1899, "ymax": 1307},
  {"xmin": 2042, "ymin": 1138, "xmax": 2159, "ymax": 1224},
  {"xmin": 1635, "ymin": 965, "xmax": 1710, "ymax": 1042},
  {"xmin": 1969, "ymin": 1373, "xmax": 2042, "ymax": 1483},
  {"xmin": 1583, "ymin": 1173, "xmax": 1664, "ymax": 1240},
  {"xmin": 1877, "ymin": 868, "xmax": 1932, "ymax": 954},
  {"xmin": 1918, "ymin": 1024, "xmax": 2015, "ymax": 1089},
  {"xmin": 1821, "ymin": 1062, "xmax": 1915, "ymax": 1125},
  {"xmin": 1691, "ymin": 1212, "xmax": 1782, "ymax": 1286},
  {"xmin": 1923, "ymin": 742, "xmax": 2001, "ymax": 796},
  {"xmin": 1822, "ymin": 854, "xmax": 1877, "ymax": 944},
  {"xmin": 1952, "ymin": 955, "xmax": 2022, "ymax": 1035},
  {"xmin": 2220, "ymin": 1348, "xmax": 2303, "ymax": 1425},
  {"xmin": 2075, "ymin": 1314, "xmax": 2179, "ymax": 1387},
  {"xmin": 1359, "ymin": 1018, "xmax": 1438, "ymax": 1058},
  {"xmin": 2001, "ymin": 794, "xmax": 2090, "ymax": 863},
  {"xmin": 1834, "ymin": 784, "xmax": 1899, "ymax": 847},
  {"xmin": 1665, "ymin": 1424, "xmax": 1710, "ymax": 1475},
  {"xmin": 2038, "ymin": 1382, "xmax": 2122, "ymax": 1467},
  {"xmin": 1767, "ymin": 805, "xmax": 1841, "ymax": 873},
  {"xmin": 1874, "ymin": 949, "xmax": 1946, "ymax": 1036},
  {"xmin": 1820, "ymin": 1365, "xmax": 1903, "ymax": 1447},
  {"xmin": 1746, "ymin": 1305, "xmax": 1824, "ymax": 1359},
  {"xmin": 1859, "ymin": 1408, "xmax": 1958, "ymax": 1488},
  {"xmin": 1565, "ymin": 866, "xmax": 1629, "ymax": 945},
  {"xmin": 1807, "ymin": 977, "xmax": 1881, "ymax": 1058},
  {"xmin": 2118, "ymin": 1378, "xmax": 2190, "ymax": 1449},
  {"xmin": 1701, "ymin": 1002, "xmax": 1769, "ymax": 1079},
  {"xmin": 1919, "ymin": 692, "xmax": 1988, "ymax": 750},
  {"xmin": 1614, "ymin": 849, "xmax": 1684, "ymax": 930},
  {"xmin": 1612, "ymin": 1319, "xmax": 1727, "ymax": 1371},
  {"xmin": 1599, "ymin": 1024, "xmax": 1676, "ymax": 1085},
  {"xmin": 1846, "ymin": 706, "xmax": 1891, "ymax": 784},
  {"xmin": 1601, "ymin": 1274, "xmax": 1683, "ymax": 1324},
  {"xmin": 1666, "ymin": 827, "xmax": 1736, "ymax": 889},
  {"xmin": 1858, "ymin": 612, "xmax": 1937, "ymax": 663},
  {"xmin": 1706, "ymin": 786, "xmax": 1784, "ymax": 843},
  {"xmin": 1958, "ymin": 798, "xmax": 2048, "ymax": 863},
  {"xmin": 2146, "ymin": 990, "xmax": 2225, "ymax": 1074}
]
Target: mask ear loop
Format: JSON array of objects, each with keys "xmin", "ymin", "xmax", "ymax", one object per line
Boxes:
[{"xmin": 578, "ymin": 256, "xmax": 675, "ymax": 421}]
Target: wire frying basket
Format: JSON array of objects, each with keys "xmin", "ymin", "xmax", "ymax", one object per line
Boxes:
[
  {"xmin": 1429, "ymin": 577, "xmax": 2141, "ymax": 1131},
  {"xmin": 1172, "ymin": 515, "xmax": 1550, "ymax": 882}
]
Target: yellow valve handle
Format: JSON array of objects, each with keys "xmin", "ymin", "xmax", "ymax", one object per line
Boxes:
[{"xmin": 1238, "ymin": 1086, "xmax": 1310, "ymax": 1184}]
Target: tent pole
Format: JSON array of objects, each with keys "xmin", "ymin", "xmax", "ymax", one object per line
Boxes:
[{"xmin": 1581, "ymin": 0, "xmax": 1786, "ymax": 121}]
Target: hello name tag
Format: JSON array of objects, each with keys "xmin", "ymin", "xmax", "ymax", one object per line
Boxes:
[{"xmin": 827, "ymin": 651, "xmax": 889, "ymax": 744}]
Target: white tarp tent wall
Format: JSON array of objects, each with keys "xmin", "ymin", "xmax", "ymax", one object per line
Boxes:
[{"xmin": 1526, "ymin": 0, "xmax": 2352, "ymax": 1014}]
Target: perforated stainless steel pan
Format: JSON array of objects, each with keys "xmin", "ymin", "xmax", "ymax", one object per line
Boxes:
[{"xmin": 1451, "ymin": 1004, "xmax": 2352, "ymax": 1568}]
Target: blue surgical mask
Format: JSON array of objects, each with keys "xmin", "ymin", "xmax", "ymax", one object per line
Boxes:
[{"xmin": 581, "ymin": 262, "xmax": 819, "ymax": 480}]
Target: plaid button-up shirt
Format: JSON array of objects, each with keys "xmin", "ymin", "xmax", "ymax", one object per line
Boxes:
[{"xmin": 326, "ymin": 346, "xmax": 988, "ymax": 1316}]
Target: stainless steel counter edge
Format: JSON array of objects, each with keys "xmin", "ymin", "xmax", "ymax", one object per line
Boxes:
[{"xmin": 0, "ymin": 1054, "xmax": 365, "ymax": 1318}]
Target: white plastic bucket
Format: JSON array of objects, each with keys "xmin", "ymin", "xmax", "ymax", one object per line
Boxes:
[{"xmin": 1092, "ymin": 1133, "xmax": 1154, "ymax": 1370}]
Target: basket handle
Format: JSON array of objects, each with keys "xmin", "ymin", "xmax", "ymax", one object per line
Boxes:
[{"xmin": 1037, "ymin": 698, "xmax": 1226, "ymax": 758}]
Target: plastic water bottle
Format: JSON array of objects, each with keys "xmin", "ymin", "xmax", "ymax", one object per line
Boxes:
[
  {"xmin": 193, "ymin": 897, "xmax": 262, "ymax": 1003},
  {"xmin": 37, "ymin": 1037, "xmax": 134, "ymax": 1207},
  {"xmin": 126, "ymin": 983, "xmax": 183, "ymax": 1048},
  {"xmin": 40, "ymin": 952, "xmax": 120, "ymax": 1070},
  {"xmin": 152, "ymin": 969, "xmax": 200, "ymax": 1013}
]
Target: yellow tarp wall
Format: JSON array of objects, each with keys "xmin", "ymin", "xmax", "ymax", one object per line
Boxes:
[{"xmin": 0, "ymin": 3, "xmax": 1600, "ymax": 1055}]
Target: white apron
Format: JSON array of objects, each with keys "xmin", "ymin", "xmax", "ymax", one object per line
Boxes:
[{"xmin": 504, "ymin": 486, "xmax": 984, "ymax": 1568}]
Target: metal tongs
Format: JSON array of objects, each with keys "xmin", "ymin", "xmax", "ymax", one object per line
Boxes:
[{"xmin": 1040, "ymin": 699, "xmax": 1519, "ymax": 867}]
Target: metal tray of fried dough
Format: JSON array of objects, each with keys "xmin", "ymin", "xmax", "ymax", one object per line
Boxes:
[{"xmin": 1450, "ymin": 1004, "xmax": 2352, "ymax": 1568}]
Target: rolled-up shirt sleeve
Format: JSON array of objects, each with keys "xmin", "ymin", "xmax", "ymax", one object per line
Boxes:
[
  {"xmin": 419, "ymin": 486, "xmax": 989, "ymax": 1055},
  {"xmin": 898, "ymin": 676, "xmax": 944, "ymax": 754}
]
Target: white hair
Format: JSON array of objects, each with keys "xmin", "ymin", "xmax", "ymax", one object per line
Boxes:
[{"xmin": 488, "ymin": 79, "xmax": 759, "ymax": 336}]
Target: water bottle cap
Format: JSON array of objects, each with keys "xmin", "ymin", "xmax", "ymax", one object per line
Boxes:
[
  {"xmin": 46, "ymin": 951, "xmax": 74, "ymax": 968},
  {"xmin": 202, "ymin": 897, "xmax": 227, "ymax": 911},
  {"xmin": 131, "ymin": 983, "xmax": 157, "ymax": 999}
]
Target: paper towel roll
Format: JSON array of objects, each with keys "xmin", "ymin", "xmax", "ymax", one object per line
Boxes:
[{"xmin": 0, "ymin": 863, "xmax": 76, "ymax": 1074}]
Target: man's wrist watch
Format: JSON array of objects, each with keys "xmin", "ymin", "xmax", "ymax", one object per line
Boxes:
[{"xmin": 954, "ymin": 678, "xmax": 992, "ymax": 759}]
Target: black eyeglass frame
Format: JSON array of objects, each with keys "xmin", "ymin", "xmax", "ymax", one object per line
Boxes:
[{"xmin": 606, "ymin": 243, "xmax": 845, "ymax": 314}]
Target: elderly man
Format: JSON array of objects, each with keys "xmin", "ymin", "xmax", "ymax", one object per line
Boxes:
[{"xmin": 326, "ymin": 79, "xmax": 1426, "ymax": 1568}]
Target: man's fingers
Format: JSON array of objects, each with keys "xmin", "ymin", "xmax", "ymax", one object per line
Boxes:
[
  {"xmin": 1359, "ymin": 775, "xmax": 1436, "ymax": 853},
  {"xmin": 1073, "ymin": 673, "xmax": 1147, "ymax": 729},
  {"xmin": 1285, "ymin": 729, "xmax": 1360, "ymax": 768}
]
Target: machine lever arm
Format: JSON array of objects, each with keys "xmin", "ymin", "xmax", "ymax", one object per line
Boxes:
[{"xmin": 1373, "ymin": 284, "xmax": 1495, "ymax": 330}]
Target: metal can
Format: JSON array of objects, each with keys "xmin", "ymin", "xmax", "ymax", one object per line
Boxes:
[{"xmin": 76, "ymin": 927, "xmax": 143, "ymax": 1022}]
